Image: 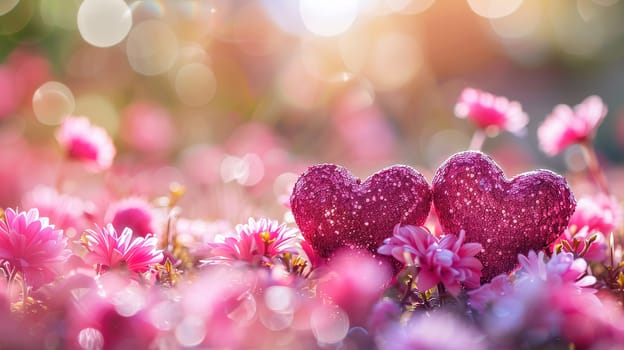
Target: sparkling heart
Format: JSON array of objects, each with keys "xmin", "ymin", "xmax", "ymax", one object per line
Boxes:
[
  {"xmin": 290, "ymin": 164, "xmax": 431, "ymax": 258},
  {"xmin": 432, "ymin": 151, "xmax": 576, "ymax": 280}
]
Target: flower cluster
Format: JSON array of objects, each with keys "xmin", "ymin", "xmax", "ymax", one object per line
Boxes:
[
  {"xmin": 0, "ymin": 87, "xmax": 622, "ymax": 350},
  {"xmin": 378, "ymin": 224, "xmax": 483, "ymax": 296}
]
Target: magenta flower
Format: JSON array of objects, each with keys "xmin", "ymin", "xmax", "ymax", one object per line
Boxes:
[
  {"xmin": 106, "ymin": 197, "xmax": 156, "ymax": 238},
  {"xmin": 568, "ymin": 194, "xmax": 621, "ymax": 235},
  {"xmin": 56, "ymin": 116, "xmax": 116, "ymax": 170},
  {"xmin": 538, "ymin": 95, "xmax": 607, "ymax": 156},
  {"xmin": 202, "ymin": 218, "xmax": 300, "ymax": 266},
  {"xmin": 454, "ymin": 87, "xmax": 528, "ymax": 134},
  {"xmin": 82, "ymin": 224, "xmax": 163, "ymax": 274},
  {"xmin": 0, "ymin": 208, "xmax": 70, "ymax": 287},
  {"xmin": 378, "ymin": 225, "xmax": 483, "ymax": 296}
]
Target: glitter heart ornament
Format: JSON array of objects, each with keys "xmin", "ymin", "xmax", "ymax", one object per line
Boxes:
[
  {"xmin": 432, "ymin": 151, "xmax": 576, "ymax": 280},
  {"xmin": 290, "ymin": 164, "xmax": 432, "ymax": 258}
]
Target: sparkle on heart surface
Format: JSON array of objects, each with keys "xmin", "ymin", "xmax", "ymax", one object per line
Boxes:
[
  {"xmin": 290, "ymin": 164, "xmax": 431, "ymax": 258},
  {"xmin": 432, "ymin": 151, "xmax": 576, "ymax": 280}
]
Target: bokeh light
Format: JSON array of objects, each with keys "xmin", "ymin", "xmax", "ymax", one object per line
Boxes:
[
  {"xmin": 467, "ymin": 0, "xmax": 523, "ymax": 18},
  {"xmin": 174, "ymin": 63, "xmax": 217, "ymax": 107},
  {"xmin": 126, "ymin": 19, "xmax": 178, "ymax": 76},
  {"xmin": 299, "ymin": 0, "xmax": 359, "ymax": 37},
  {"xmin": 0, "ymin": 0, "xmax": 33, "ymax": 35},
  {"xmin": 0, "ymin": 0, "xmax": 19, "ymax": 16},
  {"xmin": 175, "ymin": 316, "xmax": 206, "ymax": 347},
  {"xmin": 311, "ymin": 305, "xmax": 350, "ymax": 345},
  {"xmin": 32, "ymin": 81, "xmax": 75, "ymax": 126},
  {"xmin": 77, "ymin": 0, "xmax": 133, "ymax": 47},
  {"xmin": 74, "ymin": 94, "xmax": 119, "ymax": 136},
  {"xmin": 489, "ymin": 0, "xmax": 541, "ymax": 39},
  {"xmin": 385, "ymin": 0, "xmax": 436, "ymax": 14}
]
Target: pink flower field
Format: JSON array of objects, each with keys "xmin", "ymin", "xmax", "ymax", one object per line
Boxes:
[{"xmin": 1, "ymin": 1, "xmax": 624, "ymax": 349}]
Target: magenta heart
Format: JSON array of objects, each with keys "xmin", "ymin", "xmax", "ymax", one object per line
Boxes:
[
  {"xmin": 432, "ymin": 151, "xmax": 576, "ymax": 280},
  {"xmin": 290, "ymin": 164, "xmax": 431, "ymax": 258}
]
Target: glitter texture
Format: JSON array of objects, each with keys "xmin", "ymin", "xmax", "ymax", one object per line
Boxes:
[
  {"xmin": 432, "ymin": 151, "xmax": 576, "ymax": 281},
  {"xmin": 290, "ymin": 164, "xmax": 431, "ymax": 258}
]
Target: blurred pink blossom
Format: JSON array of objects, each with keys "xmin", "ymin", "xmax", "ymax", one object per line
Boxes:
[
  {"xmin": 22, "ymin": 186, "xmax": 92, "ymax": 234},
  {"xmin": 538, "ymin": 95, "xmax": 607, "ymax": 156},
  {"xmin": 56, "ymin": 116, "xmax": 116, "ymax": 171},
  {"xmin": 0, "ymin": 67, "xmax": 19, "ymax": 118},
  {"xmin": 317, "ymin": 249, "xmax": 392, "ymax": 326},
  {"xmin": 7, "ymin": 48, "xmax": 52, "ymax": 105},
  {"xmin": 569, "ymin": 193, "xmax": 621, "ymax": 235},
  {"xmin": 106, "ymin": 197, "xmax": 156, "ymax": 238},
  {"xmin": 378, "ymin": 312, "xmax": 484, "ymax": 350},
  {"xmin": 455, "ymin": 87, "xmax": 528, "ymax": 134},
  {"xmin": 553, "ymin": 226, "xmax": 607, "ymax": 262},
  {"xmin": 467, "ymin": 274, "xmax": 513, "ymax": 312},
  {"xmin": 378, "ymin": 225, "xmax": 483, "ymax": 296},
  {"xmin": 121, "ymin": 102, "xmax": 176, "ymax": 155},
  {"xmin": 0, "ymin": 208, "xmax": 70, "ymax": 288},
  {"xmin": 517, "ymin": 250, "xmax": 596, "ymax": 288},
  {"xmin": 201, "ymin": 218, "xmax": 300, "ymax": 266},
  {"xmin": 82, "ymin": 224, "xmax": 163, "ymax": 274}
]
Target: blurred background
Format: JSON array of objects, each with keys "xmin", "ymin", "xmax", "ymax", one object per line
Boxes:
[{"xmin": 1, "ymin": 0, "xmax": 624, "ymax": 220}]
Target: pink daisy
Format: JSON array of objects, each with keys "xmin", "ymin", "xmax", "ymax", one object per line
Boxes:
[
  {"xmin": 538, "ymin": 95, "xmax": 607, "ymax": 156},
  {"xmin": 22, "ymin": 186, "xmax": 91, "ymax": 233},
  {"xmin": 0, "ymin": 208, "xmax": 70, "ymax": 288},
  {"xmin": 378, "ymin": 225, "xmax": 483, "ymax": 296},
  {"xmin": 82, "ymin": 224, "xmax": 163, "ymax": 274},
  {"xmin": 56, "ymin": 116, "xmax": 116, "ymax": 171},
  {"xmin": 568, "ymin": 193, "xmax": 621, "ymax": 235},
  {"xmin": 455, "ymin": 87, "xmax": 528, "ymax": 134},
  {"xmin": 202, "ymin": 218, "xmax": 300, "ymax": 266},
  {"xmin": 105, "ymin": 197, "xmax": 156, "ymax": 238},
  {"xmin": 516, "ymin": 250, "xmax": 596, "ymax": 288},
  {"xmin": 467, "ymin": 274, "xmax": 513, "ymax": 312}
]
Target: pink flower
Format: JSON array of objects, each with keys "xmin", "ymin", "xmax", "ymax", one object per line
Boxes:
[
  {"xmin": 378, "ymin": 225, "xmax": 483, "ymax": 296},
  {"xmin": 56, "ymin": 116, "xmax": 116, "ymax": 170},
  {"xmin": 378, "ymin": 312, "xmax": 484, "ymax": 350},
  {"xmin": 454, "ymin": 88, "xmax": 528, "ymax": 134},
  {"xmin": 569, "ymin": 194, "xmax": 621, "ymax": 235},
  {"xmin": 553, "ymin": 225, "xmax": 607, "ymax": 262},
  {"xmin": 517, "ymin": 250, "xmax": 595, "ymax": 287},
  {"xmin": 467, "ymin": 274, "xmax": 513, "ymax": 312},
  {"xmin": 105, "ymin": 197, "xmax": 156, "ymax": 238},
  {"xmin": 82, "ymin": 224, "xmax": 163, "ymax": 274},
  {"xmin": 22, "ymin": 186, "xmax": 92, "ymax": 234},
  {"xmin": 121, "ymin": 101, "xmax": 176, "ymax": 155},
  {"xmin": 538, "ymin": 95, "xmax": 607, "ymax": 156},
  {"xmin": 202, "ymin": 218, "xmax": 300, "ymax": 266},
  {"xmin": 0, "ymin": 208, "xmax": 70, "ymax": 287},
  {"xmin": 0, "ymin": 66, "xmax": 20, "ymax": 118}
]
